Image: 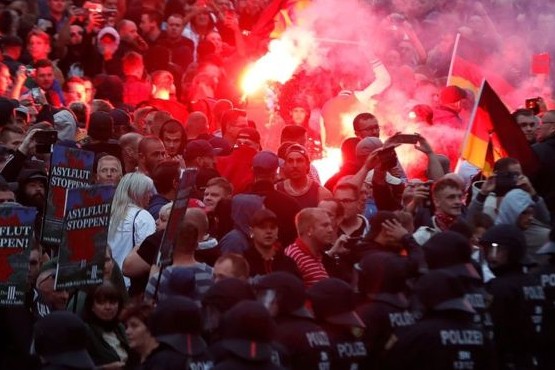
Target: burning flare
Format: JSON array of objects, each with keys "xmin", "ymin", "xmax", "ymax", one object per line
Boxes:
[{"xmin": 240, "ymin": 32, "xmax": 315, "ymax": 97}]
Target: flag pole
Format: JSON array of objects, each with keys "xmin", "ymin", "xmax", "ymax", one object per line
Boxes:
[
  {"xmin": 458, "ymin": 78, "xmax": 486, "ymax": 163},
  {"xmin": 446, "ymin": 33, "xmax": 461, "ymax": 86}
]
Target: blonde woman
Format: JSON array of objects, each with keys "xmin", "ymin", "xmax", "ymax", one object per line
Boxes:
[{"xmin": 108, "ymin": 172, "xmax": 156, "ymax": 287}]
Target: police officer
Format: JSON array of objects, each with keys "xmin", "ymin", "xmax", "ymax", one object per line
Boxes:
[
  {"xmin": 307, "ymin": 278, "xmax": 367, "ymax": 370},
  {"xmin": 214, "ymin": 301, "xmax": 287, "ymax": 370},
  {"xmin": 255, "ymin": 272, "xmax": 333, "ymax": 370},
  {"xmin": 383, "ymin": 270, "xmax": 492, "ymax": 370},
  {"xmin": 145, "ymin": 296, "xmax": 213, "ymax": 370},
  {"xmin": 534, "ymin": 229, "xmax": 555, "ymax": 369},
  {"xmin": 481, "ymin": 224, "xmax": 547, "ymax": 370},
  {"xmin": 423, "ymin": 231, "xmax": 495, "ymax": 342},
  {"xmin": 355, "ymin": 252, "xmax": 416, "ymax": 370},
  {"xmin": 33, "ymin": 311, "xmax": 96, "ymax": 370},
  {"xmin": 202, "ymin": 278, "xmax": 256, "ymax": 343}
]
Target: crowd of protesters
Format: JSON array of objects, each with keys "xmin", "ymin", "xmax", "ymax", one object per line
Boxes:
[{"xmin": 1, "ymin": 0, "xmax": 555, "ymax": 369}]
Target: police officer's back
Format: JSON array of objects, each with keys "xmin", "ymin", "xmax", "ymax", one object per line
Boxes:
[
  {"xmin": 423, "ymin": 231, "xmax": 495, "ymax": 341},
  {"xmin": 213, "ymin": 301, "xmax": 287, "ymax": 370},
  {"xmin": 383, "ymin": 270, "xmax": 492, "ymax": 370},
  {"xmin": 33, "ymin": 311, "xmax": 96, "ymax": 370},
  {"xmin": 255, "ymin": 272, "xmax": 332, "ymax": 370},
  {"xmin": 144, "ymin": 296, "xmax": 213, "ymax": 370},
  {"xmin": 355, "ymin": 252, "xmax": 416, "ymax": 370},
  {"xmin": 482, "ymin": 225, "xmax": 548, "ymax": 370},
  {"xmin": 307, "ymin": 278, "xmax": 367, "ymax": 370}
]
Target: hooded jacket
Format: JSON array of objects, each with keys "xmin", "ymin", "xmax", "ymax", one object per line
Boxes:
[
  {"xmin": 219, "ymin": 194, "xmax": 265, "ymax": 254},
  {"xmin": 495, "ymin": 189, "xmax": 534, "ymax": 226}
]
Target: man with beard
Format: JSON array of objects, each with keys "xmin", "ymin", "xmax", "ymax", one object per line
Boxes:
[{"xmin": 16, "ymin": 168, "xmax": 47, "ymax": 235}]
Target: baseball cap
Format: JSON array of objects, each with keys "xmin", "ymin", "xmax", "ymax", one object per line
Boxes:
[
  {"xmin": 252, "ymin": 151, "xmax": 279, "ymax": 175},
  {"xmin": 355, "ymin": 137, "xmax": 383, "ymax": 158},
  {"xmin": 184, "ymin": 139, "xmax": 216, "ymax": 161},
  {"xmin": 33, "ymin": 312, "xmax": 95, "ymax": 369},
  {"xmin": 237, "ymin": 127, "xmax": 260, "ymax": 144},
  {"xmin": 307, "ymin": 278, "xmax": 365, "ymax": 328},
  {"xmin": 208, "ymin": 136, "xmax": 232, "ymax": 156},
  {"xmin": 148, "ymin": 296, "xmax": 206, "ymax": 356},
  {"xmin": 284, "ymin": 143, "xmax": 309, "ymax": 162}
]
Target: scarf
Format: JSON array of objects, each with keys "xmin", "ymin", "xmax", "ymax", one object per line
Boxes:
[{"xmin": 435, "ymin": 212, "xmax": 458, "ymax": 231}]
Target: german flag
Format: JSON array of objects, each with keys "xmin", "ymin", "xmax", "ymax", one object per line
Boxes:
[
  {"xmin": 448, "ymin": 55, "xmax": 515, "ymax": 98},
  {"xmin": 461, "ymin": 80, "xmax": 539, "ymax": 177}
]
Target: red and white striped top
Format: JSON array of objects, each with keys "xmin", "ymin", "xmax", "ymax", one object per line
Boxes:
[{"xmin": 284, "ymin": 238, "xmax": 329, "ymax": 288}]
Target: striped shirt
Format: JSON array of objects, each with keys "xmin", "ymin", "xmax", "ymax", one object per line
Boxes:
[
  {"xmin": 284, "ymin": 238, "xmax": 329, "ymax": 287},
  {"xmin": 145, "ymin": 263, "xmax": 213, "ymax": 305}
]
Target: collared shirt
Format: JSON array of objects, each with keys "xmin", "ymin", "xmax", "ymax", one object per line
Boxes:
[{"xmin": 284, "ymin": 238, "xmax": 328, "ymax": 287}]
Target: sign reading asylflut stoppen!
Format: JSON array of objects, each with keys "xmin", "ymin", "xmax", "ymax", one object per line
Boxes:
[
  {"xmin": 55, "ymin": 185, "xmax": 114, "ymax": 290},
  {"xmin": 0, "ymin": 206, "xmax": 37, "ymax": 306},
  {"xmin": 42, "ymin": 145, "xmax": 94, "ymax": 248}
]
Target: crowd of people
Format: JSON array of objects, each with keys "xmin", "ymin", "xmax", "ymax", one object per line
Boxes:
[{"xmin": 0, "ymin": 0, "xmax": 555, "ymax": 369}]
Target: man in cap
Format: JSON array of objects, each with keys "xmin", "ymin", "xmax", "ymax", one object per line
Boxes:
[
  {"xmin": 307, "ymin": 278, "xmax": 367, "ymax": 369},
  {"xmin": 432, "ymin": 85, "xmax": 467, "ymax": 128},
  {"xmin": 184, "ymin": 139, "xmax": 217, "ymax": 170},
  {"xmin": 213, "ymin": 301, "xmax": 286, "ymax": 369},
  {"xmin": 33, "ymin": 258, "xmax": 70, "ymax": 318},
  {"xmin": 276, "ymin": 144, "xmax": 332, "ymax": 209},
  {"xmin": 481, "ymin": 224, "xmax": 549, "ymax": 369},
  {"xmin": 33, "ymin": 311, "xmax": 95, "ymax": 370},
  {"xmin": 383, "ymin": 270, "xmax": 492, "ymax": 370},
  {"xmin": 145, "ymin": 296, "xmax": 212, "ymax": 370},
  {"xmin": 356, "ymin": 252, "xmax": 416, "ymax": 370},
  {"xmin": 255, "ymin": 272, "xmax": 333, "ymax": 370},
  {"xmin": 16, "ymin": 168, "xmax": 47, "ymax": 212},
  {"xmin": 246, "ymin": 150, "xmax": 301, "ymax": 246},
  {"xmin": 236, "ymin": 127, "xmax": 261, "ymax": 151},
  {"xmin": 243, "ymin": 209, "xmax": 300, "ymax": 278},
  {"xmin": 532, "ymin": 110, "xmax": 555, "ymax": 218}
]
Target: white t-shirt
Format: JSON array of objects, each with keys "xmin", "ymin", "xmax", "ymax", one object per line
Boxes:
[{"xmin": 108, "ymin": 206, "xmax": 156, "ymax": 286}]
